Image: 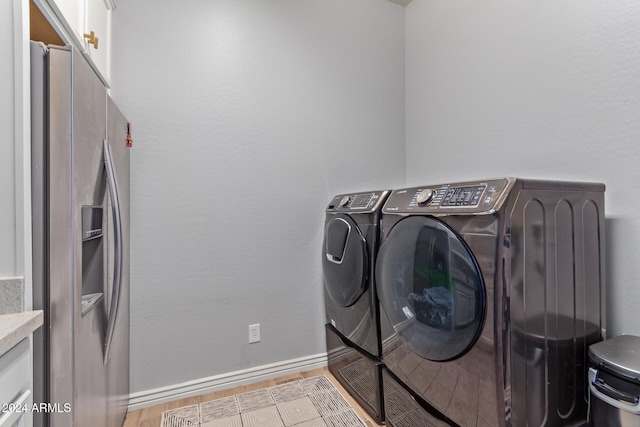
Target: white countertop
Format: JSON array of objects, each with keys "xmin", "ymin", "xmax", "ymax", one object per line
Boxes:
[{"xmin": 0, "ymin": 311, "xmax": 43, "ymax": 356}]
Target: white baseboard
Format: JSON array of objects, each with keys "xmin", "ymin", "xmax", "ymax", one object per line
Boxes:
[{"xmin": 127, "ymin": 353, "xmax": 328, "ymax": 411}]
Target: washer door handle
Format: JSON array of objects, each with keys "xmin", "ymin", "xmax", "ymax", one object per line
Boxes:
[{"xmin": 325, "ymin": 218, "xmax": 351, "ymax": 264}]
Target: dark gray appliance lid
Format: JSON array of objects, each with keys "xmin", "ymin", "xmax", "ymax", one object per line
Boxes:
[
  {"xmin": 589, "ymin": 335, "xmax": 640, "ymax": 382},
  {"xmin": 326, "ymin": 190, "xmax": 391, "ymax": 213},
  {"xmin": 382, "ymin": 178, "xmax": 515, "ymax": 215}
]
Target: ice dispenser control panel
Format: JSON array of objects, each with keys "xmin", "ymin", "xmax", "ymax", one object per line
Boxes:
[{"xmin": 81, "ymin": 206, "xmax": 103, "ymax": 240}]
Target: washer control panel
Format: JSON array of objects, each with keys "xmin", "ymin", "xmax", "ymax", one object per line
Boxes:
[
  {"xmin": 327, "ymin": 190, "xmax": 391, "ymax": 213},
  {"xmin": 384, "ymin": 178, "xmax": 514, "ymax": 214},
  {"xmin": 439, "ymin": 184, "xmax": 486, "ymax": 207}
]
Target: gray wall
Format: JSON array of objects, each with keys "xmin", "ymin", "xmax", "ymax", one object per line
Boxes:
[
  {"xmin": 110, "ymin": 0, "xmax": 406, "ymax": 393},
  {"xmin": 405, "ymin": 0, "xmax": 640, "ymax": 337},
  {"xmin": 111, "ymin": 0, "xmax": 640, "ymax": 397},
  {"xmin": 1, "ymin": 0, "xmax": 16, "ymax": 277}
]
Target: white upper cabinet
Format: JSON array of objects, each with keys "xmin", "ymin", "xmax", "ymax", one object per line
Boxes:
[
  {"xmin": 43, "ymin": 0, "xmax": 113, "ymax": 87},
  {"xmin": 84, "ymin": 0, "xmax": 110, "ymax": 83},
  {"xmin": 53, "ymin": 0, "xmax": 84, "ymax": 36}
]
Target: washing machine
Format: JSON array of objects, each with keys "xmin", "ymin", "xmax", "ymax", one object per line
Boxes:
[
  {"xmin": 322, "ymin": 190, "xmax": 391, "ymax": 423},
  {"xmin": 375, "ymin": 178, "xmax": 605, "ymax": 427}
]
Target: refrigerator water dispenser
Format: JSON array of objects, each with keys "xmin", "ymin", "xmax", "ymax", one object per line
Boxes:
[{"xmin": 81, "ymin": 206, "xmax": 105, "ymax": 315}]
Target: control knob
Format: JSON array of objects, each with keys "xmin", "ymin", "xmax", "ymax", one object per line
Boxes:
[
  {"xmin": 339, "ymin": 196, "xmax": 350, "ymax": 207},
  {"xmin": 416, "ymin": 189, "xmax": 434, "ymax": 205}
]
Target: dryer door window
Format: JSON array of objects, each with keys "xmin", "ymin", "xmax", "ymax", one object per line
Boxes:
[
  {"xmin": 376, "ymin": 216, "xmax": 485, "ymax": 361},
  {"xmin": 322, "ymin": 214, "xmax": 368, "ymax": 307}
]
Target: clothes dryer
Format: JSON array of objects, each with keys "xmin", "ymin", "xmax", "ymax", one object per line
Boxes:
[
  {"xmin": 323, "ymin": 190, "xmax": 390, "ymax": 423},
  {"xmin": 376, "ymin": 178, "xmax": 605, "ymax": 427}
]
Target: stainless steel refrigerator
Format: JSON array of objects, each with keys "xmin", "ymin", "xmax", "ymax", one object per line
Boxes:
[{"xmin": 30, "ymin": 42, "xmax": 131, "ymax": 427}]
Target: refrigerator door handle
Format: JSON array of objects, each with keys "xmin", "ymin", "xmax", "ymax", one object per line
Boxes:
[{"xmin": 103, "ymin": 139, "xmax": 123, "ymax": 365}]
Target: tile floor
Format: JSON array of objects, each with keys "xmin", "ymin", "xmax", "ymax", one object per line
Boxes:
[{"xmin": 123, "ymin": 368, "xmax": 380, "ymax": 427}]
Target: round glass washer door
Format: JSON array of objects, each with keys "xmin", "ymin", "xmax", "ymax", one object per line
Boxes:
[
  {"xmin": 322, "ymin": 214, "xmax": 368, "ymax": 307},
  {"xmin": 376, "ymin": 216, "xmax": 486, "ymax": 361}
]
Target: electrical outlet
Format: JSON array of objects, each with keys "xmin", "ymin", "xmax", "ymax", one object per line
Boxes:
[{"xmin": 249, "ymin": 324, "xmax": 260, "ymax": 344}]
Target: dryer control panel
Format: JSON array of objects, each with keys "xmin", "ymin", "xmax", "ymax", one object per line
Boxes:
[
  {"xmin": 383, "ymin": 178, "xmax": 515, "ymax": 215},
  {"xmin": 326, "ymin": 190, "xmax": 391, "ymax": 213}
]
